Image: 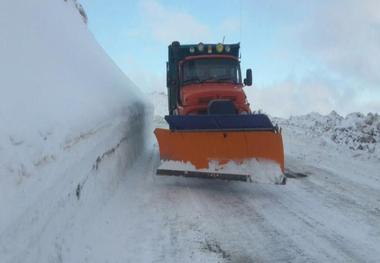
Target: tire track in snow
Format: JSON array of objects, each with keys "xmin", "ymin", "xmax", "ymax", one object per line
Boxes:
[{"xmin": 179, "ymin": 182, "xmax": 312, "ymax": 262}]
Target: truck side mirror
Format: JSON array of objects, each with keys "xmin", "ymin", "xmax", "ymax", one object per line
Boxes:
[{"xmin": 244, "ymin": 69, "xmax": 252, "ymax": 86}]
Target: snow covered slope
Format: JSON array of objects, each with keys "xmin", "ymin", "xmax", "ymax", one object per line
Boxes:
[
  {"xmin": 0, "ymin": 1, "xmax": 151, "ymax": 262},
  {"xmin": 275, "ymin": 111, "xmax": 380, "ymax": 160}
]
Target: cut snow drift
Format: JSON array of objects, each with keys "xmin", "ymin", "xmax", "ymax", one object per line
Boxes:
[{"xmin": 0, "ymin": 1, "xmax": 151, "ymax": 262}]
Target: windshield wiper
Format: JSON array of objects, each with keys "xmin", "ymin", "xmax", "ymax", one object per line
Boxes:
[
  {"xmin": 201, "ymin": 77, "xmax": 219, "ymax": 82},
  {"xmin": 212, "ymin": 76, "xmax": 235, "ymax": 83},
  {"xmin": 215, "ymin": 77, "xmax": 235, "ymax": 83},
  {"xmin": 183, "ymin": 78, "xmax": 201, "ymax": 84}
]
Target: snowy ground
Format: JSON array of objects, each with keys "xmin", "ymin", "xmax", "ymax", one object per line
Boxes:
[{"xmin": 1, "ymin": 1, "xmax": 380, "ymax": 262}]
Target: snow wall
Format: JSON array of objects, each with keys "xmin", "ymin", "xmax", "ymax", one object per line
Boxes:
[{"xmin": 0, "ymin": 1, "xmax": 152, "ymax": 261}]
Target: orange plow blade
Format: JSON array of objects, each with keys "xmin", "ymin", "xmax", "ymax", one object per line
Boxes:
[{"xmin": 154, "ymin": 128, "xmax": 285, "ymax": 183}]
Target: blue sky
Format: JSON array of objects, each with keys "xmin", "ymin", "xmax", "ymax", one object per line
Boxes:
[{"xmin": 80, "ymin": 0, "xmax": 380, "ymax": 117}]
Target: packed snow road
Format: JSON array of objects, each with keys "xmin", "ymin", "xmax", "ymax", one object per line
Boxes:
[{"xmin": 67, "ymin": 131, "xmax": 380, "ymax": 263}]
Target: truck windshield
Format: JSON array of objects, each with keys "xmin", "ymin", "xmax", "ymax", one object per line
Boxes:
[{"xmin": 182, "ymin": 58, "xmax": 241, "ymax": 85}]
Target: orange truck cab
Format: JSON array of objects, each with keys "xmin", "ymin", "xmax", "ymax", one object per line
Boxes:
[{"xmin": 166, "ymin": 42, "xmax": 253, "ymax": 116}]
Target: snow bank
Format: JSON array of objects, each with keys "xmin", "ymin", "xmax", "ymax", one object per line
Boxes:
[
  {"xmin": 276, "ymin": 111, "xmax": 380, "ymax": 158},
  {"xmin": 68, "ymin": 0, "xmax": 88, "ymax": 24},
  {"xmin": 0, "ymin": 1, "xmax": 151, "ymax": 261}
]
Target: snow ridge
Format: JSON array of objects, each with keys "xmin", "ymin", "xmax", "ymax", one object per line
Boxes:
[
  {"xmin": 276, "ymin": 111, "xmax": 380, "ymax": 158},
  {"xmin": 65, "ymin": 0, "xmax": 88, "ymax": 24}
]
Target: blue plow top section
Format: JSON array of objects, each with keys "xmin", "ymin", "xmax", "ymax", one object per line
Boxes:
[{"xmin": 165, "ymin": 114, "xmax": 275, "ymax": 131}]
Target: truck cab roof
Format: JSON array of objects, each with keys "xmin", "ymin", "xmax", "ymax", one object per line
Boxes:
[{"xmin": 168, "ymin": 42, "xmax": 240, "ymax": 62}]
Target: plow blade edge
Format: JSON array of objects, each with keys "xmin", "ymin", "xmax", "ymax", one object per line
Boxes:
[{"xmin": 157, "ymin": 169, "xmax": 251, "ymax": 182}]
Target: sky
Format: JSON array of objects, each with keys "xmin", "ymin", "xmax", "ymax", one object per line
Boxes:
[{"xmin": 80, "ymin": 0, "xmax": 380, "ymax": 117}]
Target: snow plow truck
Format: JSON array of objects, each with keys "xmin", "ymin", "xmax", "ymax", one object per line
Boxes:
[{"xmin": 154, "ymin": 41, "xmax": 286, "ymax": 184}]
